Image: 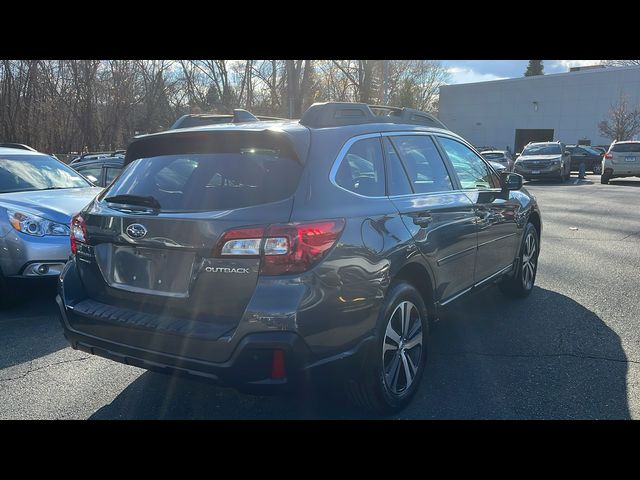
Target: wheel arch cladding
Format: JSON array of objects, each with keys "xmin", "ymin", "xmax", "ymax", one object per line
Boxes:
[{"xmin": 392, "ymin": 262, "xmax": 435, "ymax": 316}]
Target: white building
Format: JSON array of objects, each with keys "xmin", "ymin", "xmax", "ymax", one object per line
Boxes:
[{"xmin": 438, "ymin": 65, "xmax": 640, "ymax": 153}]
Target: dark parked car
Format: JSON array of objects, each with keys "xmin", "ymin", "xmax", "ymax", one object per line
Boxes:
[
  {"xmin": 513, "ymin": 141, "xmax": 571, "ymax": 182},
  {"xmin": 71, "ymin": 155, "xmax": 124, "ymax": 187},
  {"xmin": 481, "ymin": 150, "xmax": 514, "ymax": 171},
  {"xmin": 0, "ymin": 143, "xmax": 38, "ymax": 151},
  {"xmin": 70, "ymin": 151, "xmax": 126, "ymax": 166},
  {"xmin": 566, "ymin": 144, "xmax": 603, "ymax": 174},
  {"xmin": 57, "ymin": 102, "xmax": 542, "ymax": 413}
]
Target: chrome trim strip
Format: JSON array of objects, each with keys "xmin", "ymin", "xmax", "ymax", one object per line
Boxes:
[
  {"xmin": 439, "ymin": 264, "xmax": 513, "ymax": 306},
  {"xmin": 329, "ymin": 131, "xmax": 469, "ymax": 199},
  {"xmin": 474, "ymin": 264, "xmax": 513, "ymax": 288},
  {"xmin": 437, "ymin": 245, "xmax": 477, "ymax": 266},
  {"xmin": 477, "ymin": 233, "xmax": 517, "ymax": 248},
  {"xmin": 439, "ymin": 287, "xmax": 473, "ymax": 306}
]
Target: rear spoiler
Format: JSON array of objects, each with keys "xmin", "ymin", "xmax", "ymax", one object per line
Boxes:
[{"xmin": 124, "ymin": 129, "xmax": 308, "ymax": 166}]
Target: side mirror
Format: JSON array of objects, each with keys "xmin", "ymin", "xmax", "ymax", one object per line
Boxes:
[{"xmin": 501, "ymin": 172, "xmax": 523, "ymax": 191}]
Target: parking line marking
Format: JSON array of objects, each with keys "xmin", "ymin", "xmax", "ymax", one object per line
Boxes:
[{"xmin": 574, "ymin": 179, "xmax": 579, "ymax": 185}]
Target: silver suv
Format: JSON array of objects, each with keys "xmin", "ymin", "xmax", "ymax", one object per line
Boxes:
[
  {"xmin": 514, "ymin": 141, "xmax": 571, "ymax": 182},
  {"xmin": 601, "ymin": 141, "xmax": 640, "ymax": 184},
  {"xmin": 0, "ymin": 147, "xmax": 102, "ymax": 307}
]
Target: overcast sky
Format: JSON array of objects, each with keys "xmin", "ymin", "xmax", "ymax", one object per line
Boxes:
[{"xmin": 441, "ymin": 60, "xmax": 602, "ymax": 85}]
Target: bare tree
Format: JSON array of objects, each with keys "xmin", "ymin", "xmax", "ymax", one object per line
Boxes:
[
  {"xmin": 601, "ymin": 60, "xmax": 640, "ymax": 67},
  {"xmin": 598, "ymin": 93, "xmax": 640, "ymax": 141}
]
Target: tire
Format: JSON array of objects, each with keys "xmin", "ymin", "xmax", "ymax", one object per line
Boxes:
[
  {"xmin": 601, "ymin": 174, "xmax": 610, "ymax": 184},
  {"xmin": 344, "ymin": 281, "xmax": 429, "ymax": 414},
  {"xmin": 592, "ymin": 163, "xmax": 602, "ymax": 175},
  {"xmin": 499, "ymin": 222, "xmax": 539, "ymax": 298}
]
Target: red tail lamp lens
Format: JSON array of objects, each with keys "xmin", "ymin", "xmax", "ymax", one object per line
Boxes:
[{"xmin": 260, "ymin": 219, "xmax": 345, "ymax": 275}]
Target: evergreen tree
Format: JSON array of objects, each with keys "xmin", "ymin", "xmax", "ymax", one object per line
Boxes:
[{"xmin": 524, "ymin": 60, "xmax": 544, "ymax": 76}]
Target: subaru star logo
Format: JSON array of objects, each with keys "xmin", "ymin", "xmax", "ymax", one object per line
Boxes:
[{"xmin": 126, "ymin": 223, "xmax": 147, "ymax": 239}]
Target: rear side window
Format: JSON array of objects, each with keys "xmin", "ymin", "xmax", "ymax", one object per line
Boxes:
[
  {"xmin": 611, "ymin": 143, "xmax": 640, "ymax": 153},
  {"xmin": 76, "ymin": 165, "xmax": 102, "ymax": 185},
  {"xmin": 104, "ymin": 167, "xmax": 122, "ymax": 185},
  {"xmin": 104, "ymin": 148, "xmax": 302, "ymax": 212},
  {"xmin": 389, "ymin": 135, "xmax": 453, "ymax": 193},
  {"xmin": 335, "ymin": 137, "xmax": 385, "ymax": 196}
]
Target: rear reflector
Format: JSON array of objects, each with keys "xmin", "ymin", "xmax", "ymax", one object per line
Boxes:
[{"xmin": 271, "ymin": 349, "xmax": 286, "ymax": 379}]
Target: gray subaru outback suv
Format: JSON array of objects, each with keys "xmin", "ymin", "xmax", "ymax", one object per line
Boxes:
[{"xmin": 57, "ymin": 103, "xmax": 542, "ymax": 413}]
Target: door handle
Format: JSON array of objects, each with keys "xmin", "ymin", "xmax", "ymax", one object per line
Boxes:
[{"xmin": 412, "ymin": 214, "xmax": 433, "ymax": 227}]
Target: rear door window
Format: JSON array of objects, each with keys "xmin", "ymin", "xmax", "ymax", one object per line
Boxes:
[
  {"xmin": 388, "ymin": 135, "xmax": 453, "ymax": 194},
  {"xmin": 104, "ymin": 147, "xmax": 302, "ymax": 212}
]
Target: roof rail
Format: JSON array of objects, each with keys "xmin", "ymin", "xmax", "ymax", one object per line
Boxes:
[
  {"xmin": 0, "ymin": 142, "xmax": 38, "ymax": 151},
  {"xmin": 299, "ymin": 102, "xmax": 447, "ymax": 129}
]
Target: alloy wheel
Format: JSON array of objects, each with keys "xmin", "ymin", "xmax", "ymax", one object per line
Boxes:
[
  {"xmin": 382, "ymin": 301, "xmax": 423, "ymax": 396},
  {"xmin": 521, "ymin": 232, "xmax": 537, "ymax": 290}
]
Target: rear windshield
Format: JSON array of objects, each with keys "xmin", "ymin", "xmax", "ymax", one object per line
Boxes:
[
  {"xmin": 611, "ymin": 143, "xmax": 640, "ymax": 153},
  {"xmin": 481, "ymin": 152, "xmax": 505, "ymax": 160},
  {"xmin": 522, "ymin": 144, "xmax": 561, "ymax": 155},
  {"xmin": 103, "ymin": 148, "xmax": 302, "ymax": 212}
]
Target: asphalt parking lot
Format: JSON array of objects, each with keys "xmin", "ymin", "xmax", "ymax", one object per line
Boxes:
[{"xmin": 1, "ymin": 173, "xmax": 639, "ymax": 419}]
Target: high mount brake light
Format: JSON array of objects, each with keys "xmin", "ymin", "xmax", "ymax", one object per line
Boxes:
[{"xmin": 215, "ymin": 219, "xmax": 346, "ymax": 275}]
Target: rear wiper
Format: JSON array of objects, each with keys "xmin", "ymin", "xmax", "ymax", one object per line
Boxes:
[{"xmin": 104, "ymin": 194, "xmax": 161, "ymax": 210}]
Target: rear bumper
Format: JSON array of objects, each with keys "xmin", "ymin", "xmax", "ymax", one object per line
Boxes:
[
  {"xmin": 604, "ymin": 163, "xmax": 640, "ymax": 177},
  {"xmin": 57, "ymin": 293, "xmax": 309, "ymax": 393},
  {"xmin": 57, "ymin": 293, "xmax": 373, "ymax": 393}
]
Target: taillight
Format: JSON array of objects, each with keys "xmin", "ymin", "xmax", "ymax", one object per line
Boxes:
[
  {"xmin": 214, "ymin": 219, "xmax": 345, "ymax": 275},
  {"xmin": 261, "ymin": 219, "xmax": 345, "ymax": 275},
  {"xmin": 70, "ymin": 214, "xmax": 87, "ymax": 254},
  {"xmin": 604, "ymin": 153, "xmax": 613, "ymax": 159},
  {"xmin": 214, "ymin": 226, "xmax": 265, "ymax": 256}
]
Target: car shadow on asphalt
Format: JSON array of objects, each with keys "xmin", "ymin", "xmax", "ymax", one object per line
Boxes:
[
  {"xmin": 0, "ymin": 287, "xmax": 68, "ymax": 370},
  {"xmin": 608, "ymin": 179, "xmax": 640, "ymax": 187},
  {"xmin": 90, "ymin": 286, "xmax": 630, "ymax": 420},
  {"xmin": 524, "ymin": 178, "xmax": 594, "ymax": 187}
]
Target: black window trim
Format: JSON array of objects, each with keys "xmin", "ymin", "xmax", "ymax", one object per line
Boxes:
[{"xmin": 380, "ymin": 136, "xmax": 415, "ymax": 195}]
